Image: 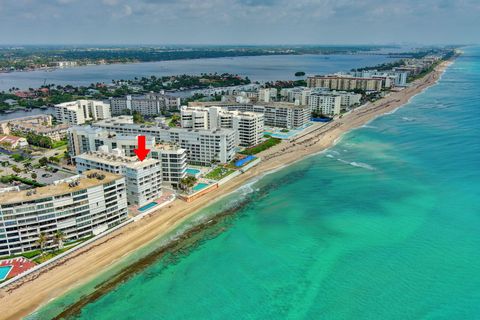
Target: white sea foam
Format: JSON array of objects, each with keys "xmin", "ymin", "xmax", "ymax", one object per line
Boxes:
[
  {"xmin": 402, "ymin": 117, "xmax": 415, "ymax": 122},
  {"xmin": 349, "ymin": 162, "xmax": 376, "ymax": 170},
  {"xmin": 337, "ymin": 158, "xmax": 375, "ymax": 170},
  {"xmin": 326, "ymin": 154, "xmax": 334, "ymax": 158}
]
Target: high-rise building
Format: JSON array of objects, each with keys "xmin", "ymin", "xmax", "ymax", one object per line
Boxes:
[
  {"xmin": 308, "ymin": 93, "xmax": 342, "ymax": 115},
  {"xmin": 307, "ymin": 75, "xmax": 383, "ymax": 91},
  {"xmin": 55, "ymin": 100, "xmax": 111, "ymax": 125},
  {"xmin": 91, "ymin": 116, "xmax": 236, "ymax": 166},
  {"xmin": 75, "ymin": 150, "xmax": 162, "ymax": 207},
  {"xmin": 67, "ymin": 126, "xmax": 188, "ymax": 188},
  {"xmin": 180, "ymin": 106, "xmax": 264, "ymax": 147},
  {"xmin": 110, "ymin": 93, "xmax": 181, "ymax": 116},
  {"xmin": 0, "ymin": 171, "xmax": 128, "ymax": 256}
]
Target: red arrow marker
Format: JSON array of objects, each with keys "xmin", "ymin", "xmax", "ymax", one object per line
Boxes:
[{"xmin": 134, "ymin": 135, "xmax": 150, "ymax": 161}]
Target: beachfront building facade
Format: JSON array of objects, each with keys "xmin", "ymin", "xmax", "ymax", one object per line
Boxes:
[
  {"xmin": 307, "ymin": 75, "xmax": 383, "ymax": 91},
  {"xmin": 150, "ymin": 144, "xmax": 187, "ymax": 189},
  {"xmin": 75, "ymin": 151, "xmax": 162, "ymax": 207},
  {"xmin": 180, "ymin": 106, "xmax": 264, "ymax": 147},
  {"xmin": 308, "ymin": 92, "xmax": 342, "ymax": 115},
  {"xmin": 0, "ymin": 171, "xmax": 128, "ymax": 256},
  {"xmin": 91, "ymin": 116, "xmax": 236, "ymax": 166},
  {"xmin": 110, "ymin": 93, "xmax": 181, "ymax": 116},
  {"xmin": 55, "ymin": 100, "xmax": 111, "ymax": 125}
]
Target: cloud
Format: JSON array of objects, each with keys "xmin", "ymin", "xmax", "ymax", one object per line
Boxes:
[{"xmin": 0, "ymin": 0, "xmax": 478, "ymax": 44}]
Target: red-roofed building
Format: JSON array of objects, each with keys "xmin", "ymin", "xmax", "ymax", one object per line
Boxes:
[{"xmin": 0, "ymin": 135, "xmax": 28, "ymax": 148}]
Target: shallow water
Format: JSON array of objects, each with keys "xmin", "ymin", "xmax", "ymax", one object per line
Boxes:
[{"xmin": 31, "ymin": 47, "xmax": 480, "ymax": 319}]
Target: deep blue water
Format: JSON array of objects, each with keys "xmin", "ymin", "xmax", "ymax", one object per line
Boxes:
[{"xmin": 31, "ymin": 47, "xmax": 480, "ymax": 319}]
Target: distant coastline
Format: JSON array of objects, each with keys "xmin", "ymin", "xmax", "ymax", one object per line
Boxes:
[{"xmin": 0, "ymin": 53, "xmax": 457, "ymax": 319}]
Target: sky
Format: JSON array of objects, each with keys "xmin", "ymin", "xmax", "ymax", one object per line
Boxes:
[{"xmin": 0, "ymin": 0, "xmax": 479, "ymax": 45}]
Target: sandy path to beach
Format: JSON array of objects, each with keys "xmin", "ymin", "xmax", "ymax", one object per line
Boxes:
[{"xmin": 0, "ymin": 60, "xmax": 451, "ymax": 320}]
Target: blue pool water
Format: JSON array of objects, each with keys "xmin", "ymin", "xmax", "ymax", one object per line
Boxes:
[
  {"xmin": 235, "ymin": 155, "xmax": 255, "ymax": 167},
  {"xmin": 186, "ymin": 168, "xmax": 201, "ymax": 175},
  {"xmin": 192, "ymin": 183, "xmax": 209, "ymax": 192},
  {"xmin": 137, "ymin": 202, "xmax": 158, "ymax": 212},
  {"xmin": 0, "ymin": 265, "xmax": 12, "ymax": 281}
]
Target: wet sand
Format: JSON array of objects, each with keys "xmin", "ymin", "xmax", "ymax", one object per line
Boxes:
[{"xmin": 0, "ymin": 60, "xmax": 452, "ymax": 320}]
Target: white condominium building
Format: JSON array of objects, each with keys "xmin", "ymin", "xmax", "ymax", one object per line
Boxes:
[
  {"xmin": 308, "ymin": 93, "xmax": 342, "ymax": 115},
  {"xmin": 180, "ymin": 106, "xmax": 264, "ymax": 147},
  {"xmin": 110, "ymin": 93, "xmax": 181, "ymax": 116},
  {"xmin": 92, "ymin": 116, "xmax": 236, "ymax": 166},
  {"xmin": 150, "ymin": 144, "xmax": 187, "ymax": 189},
  {"xmin": 0, "ymin": 171, "xmax": 128, "ymax": 256},
  {"xmin": 75, "ymin": 150, "xmax": 162, "ymax": 207},
  {"xmin": 67, "ymin": 126, "xmax": 156, "ymax": 158},
  {"xmin": 67, "ymin": 126, "xmax": 187, "ymax": 188},
  {"xmin": 55, "ymin": 100, "xmax": 111, "ymax": 125},
  {"xmin": 258, "ymin": 88, "xmax": 278, "ymax": 103},
  {"xmin": 188, "ymin": 101, "xmax": 310, "ymax": 129}
]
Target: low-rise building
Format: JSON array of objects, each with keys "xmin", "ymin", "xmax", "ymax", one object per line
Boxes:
[
  {"xmin": 0, "ymin": 135, "xmax": 28, "ymax": 149},
  {"xmin": 75, "ymin": 150, "xmax": 162, "ymax": 207},
  {"xmin": 1, "ymin": 115, "xmax": 69, "ymax": 141},
  {"xmin": 0, "ymin": 170, "xmax": 128, "ymax": 256},
  {"xmin": 55, "ymin": 100, "xmax": 111, "ymax": 125}
]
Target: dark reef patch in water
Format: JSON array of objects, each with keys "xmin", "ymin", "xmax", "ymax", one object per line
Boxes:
[{"xmin": 52, "ymin": 196, "xmax": 254, "ymax": 319}]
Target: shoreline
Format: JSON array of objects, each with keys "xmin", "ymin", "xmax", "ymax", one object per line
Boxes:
[{"xmin": 0, "ymin": 59, "xmax": 454, "ymax": 319}]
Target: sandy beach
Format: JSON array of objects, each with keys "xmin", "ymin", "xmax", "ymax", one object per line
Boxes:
[{"xmin": 0, "ymin": 60, "xmax": 453, "ymax": 320}]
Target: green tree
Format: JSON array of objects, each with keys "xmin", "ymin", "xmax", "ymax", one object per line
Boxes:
[
  {"xmin": 53, "ymin": 230, "xmax": 66, "ymax": 251},
  {"xmin": 39, "ymin": 157, "xmax": 48, "ymax": 167},
  {"xmin": 31, "ymin": 172, "xmax": 37, "ymax": 179},
  {"xmin": 180, "ymin": 176, "xmax": 197, "ymax": 194},
  {"xmin": 36, "ymin": 232, "xmax": 48, "ymax": 257}
]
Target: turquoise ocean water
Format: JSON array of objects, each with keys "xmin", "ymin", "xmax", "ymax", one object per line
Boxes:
[{"xmin": 31, "ymin": 47, "xmax": 480, "ymax": 319}]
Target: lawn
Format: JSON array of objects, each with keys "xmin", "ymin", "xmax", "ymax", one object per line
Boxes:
[
  {"xmin": 205, "ymin": 167, "xmax": 235, "ymax": 180},
  {"xmin": 240, "ymin": 137, "xmax": 282, "ymax": 155}
]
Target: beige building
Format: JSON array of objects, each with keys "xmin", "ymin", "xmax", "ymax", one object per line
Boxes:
[
  {"xmin": 307, "ymin": 75, "xmax": 383, "ymax": 91},
  {"xmin": 0, "ymin": 115, "xmax": 69, "ymax": 141}
]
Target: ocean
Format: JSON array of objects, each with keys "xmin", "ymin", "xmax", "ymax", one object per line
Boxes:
[{"xmin": 30, "ymin": 46, "xmax": 480, "ymax": 319}]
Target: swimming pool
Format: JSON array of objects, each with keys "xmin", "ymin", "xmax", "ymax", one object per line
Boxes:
[
  {"xmin": 138, "ymin": 202, "xmax": 158, "ymax": 212},
  {"xmin": 193, "ymin": 183, "xmax": 209, "ymax": 192},
  {"xmin": 186, "ymin": 168, "xmax": 201, "ymax": 175},
  {"xmin": 0, "ymin": 265, "xmax": 12, "ymax": 281}
]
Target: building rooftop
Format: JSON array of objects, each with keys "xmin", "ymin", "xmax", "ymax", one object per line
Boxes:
[
  {"xmin": 76, "ymin": 151, "xmax": 159, "ymax": 169},
  {"xmin": 0, "ymin": 170, "xmax": 122, "ymax": 206}
]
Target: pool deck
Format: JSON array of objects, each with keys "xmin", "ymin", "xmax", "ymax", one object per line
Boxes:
[
  {"xmin": 129, "ymin": 190, "xmax": 176, "ymax": 219},
  {"xmin": 0, "ymin": 257, "xmax": 36, "ymax": 281}
]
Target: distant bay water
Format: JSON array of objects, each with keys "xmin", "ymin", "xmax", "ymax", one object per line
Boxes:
[
  {"xmin": 31, "ymin": 48, "xmax": 480, "ymax": 319},
  {"xmin": 0, "ymin": 53, "xmax": 393, "ymax": 91}
]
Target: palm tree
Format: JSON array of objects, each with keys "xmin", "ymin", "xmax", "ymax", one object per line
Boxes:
[
  {"xmin": 53, "ymin": 230, "xmax": 66, "ymax": 251},
  {"xmin": 180, "ymin": 176, "xmax": 197, "ymax": 194},
  {"xmin": 36, "ymin": 232, "xmax": 48, "ymax": 256}
]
